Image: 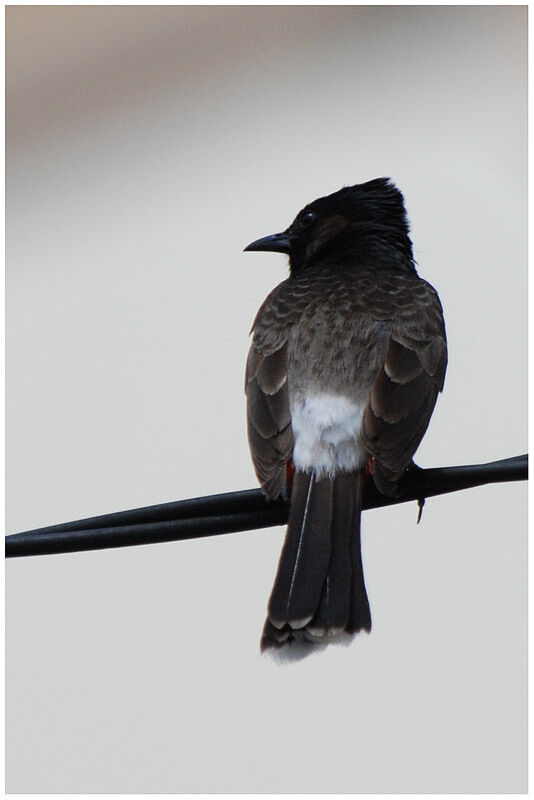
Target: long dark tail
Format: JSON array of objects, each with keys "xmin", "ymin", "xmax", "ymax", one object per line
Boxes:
[{"xmin": 261, "ymin": 470, "xmax": 371, "ymax": 653}]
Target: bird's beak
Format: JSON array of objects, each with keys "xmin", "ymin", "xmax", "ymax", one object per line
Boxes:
[{"xmin": 244, "ymin": 230, "xmax": 291, "ymax": 254}]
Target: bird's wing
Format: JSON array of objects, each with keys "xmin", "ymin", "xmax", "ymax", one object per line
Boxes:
[
  {"xmin": 361, "ymin": 278, "xmax": 447, "ymax": 495},
  {"xmin": 246, "ymin": 279, "xmax": 312, "ymax": 498},
  {"xmin": 246, "ymin": 341, "xmax": 293, "ymax": 498}
]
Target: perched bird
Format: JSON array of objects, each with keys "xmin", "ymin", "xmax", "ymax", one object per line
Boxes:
[{"xmin": 244, "ymin": 178, "xmax": 447, "ymax": 654}]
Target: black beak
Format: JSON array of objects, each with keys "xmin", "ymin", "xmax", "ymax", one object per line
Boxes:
[{"xmin": 244, "ymin": 231, "xmax": 291, "ymax": 254}]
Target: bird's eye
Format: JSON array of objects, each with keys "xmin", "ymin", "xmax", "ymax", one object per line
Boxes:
[{"xmin": 299, "ymin": 210, "xmax": 316, "ymax": 227}]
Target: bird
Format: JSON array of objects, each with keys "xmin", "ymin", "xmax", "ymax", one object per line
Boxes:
[{"xmin": 244, "ymin": 178, "xmax": 447, "ymax": 655}]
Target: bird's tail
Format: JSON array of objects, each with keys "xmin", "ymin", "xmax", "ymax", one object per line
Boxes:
[{"xmin": 261, "ymin": 469, "xmax": 371, "ymax": 654}]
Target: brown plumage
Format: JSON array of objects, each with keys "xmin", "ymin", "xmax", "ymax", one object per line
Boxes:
[{"xmin": 244, "ymin": 179, "xmax": 447, "ymax": 655}]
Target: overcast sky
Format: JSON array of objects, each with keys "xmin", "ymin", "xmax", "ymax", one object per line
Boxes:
[{"xmin": 6, "ymin": 5, "xmax": 527, "ymax": 793}]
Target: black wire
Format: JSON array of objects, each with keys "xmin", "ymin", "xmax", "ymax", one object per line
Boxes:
[{"xmin": 5, "ymin": 454, "xmax": 527, "ymax": 558}]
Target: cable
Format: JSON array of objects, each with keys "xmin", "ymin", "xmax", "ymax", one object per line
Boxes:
[{"xmin": 5, "ymin": 454, "xmax": 527, "ymax": 558}]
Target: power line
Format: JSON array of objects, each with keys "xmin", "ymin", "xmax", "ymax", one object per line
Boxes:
[{"xmin": 5, "ymin": 454, "xmax": 527, "ymax": 558}]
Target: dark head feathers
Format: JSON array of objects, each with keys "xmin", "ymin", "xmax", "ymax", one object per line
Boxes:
[
  {"xmin": 303, "ymin": 178, "xmax": 410, "ymax": 234},
  {"xmin": 245, "ymin": 178, "xmax": 414, "ymax": 274},
  {"xmin": 287, "ymin": 178, "xmax": 414, "ymax": 273}
]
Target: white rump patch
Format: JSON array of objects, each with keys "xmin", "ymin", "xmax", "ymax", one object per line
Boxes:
[{"xmin": 291, "ymin": 393, "xmax": 366, "ymax": 478}]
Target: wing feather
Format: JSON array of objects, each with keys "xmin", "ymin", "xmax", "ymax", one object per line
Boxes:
[
  {"xmin": 246, "ymin": 342, "xmax": 293, "ymax": 498},
  {"xmin": 362, "ymin": 282, "xmax": 447, "ymax": 495}
]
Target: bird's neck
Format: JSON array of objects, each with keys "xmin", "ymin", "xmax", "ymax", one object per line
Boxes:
[{"xmin": 293, "ymin": 222, "xmax": 415, "ymax": 275}]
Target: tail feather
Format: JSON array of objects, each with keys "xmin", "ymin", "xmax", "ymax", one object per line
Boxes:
[
  {"xmin": 261, "ymin": 469, "xmax": 371, "ymax": 653},
  {"xmin": 309, "ymin": 473, "xmax": 358, "ymax": 635},
  {"xmin": 267, "ymin": 471, "xmax": 333, "ymax": 628},
  {"xmin": 346, "ymin": 524, "xmax": 372, "ymax": 634}
]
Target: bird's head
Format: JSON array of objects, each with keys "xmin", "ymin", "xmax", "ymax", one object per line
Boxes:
[{"xmin": 244, "ymin": 178, "xmax": 414, "ymax": 274}]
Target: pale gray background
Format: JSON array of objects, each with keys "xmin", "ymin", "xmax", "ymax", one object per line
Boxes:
[{"xmin": 6, "ymin": 5, "xmax": 527, "ymax": 793}]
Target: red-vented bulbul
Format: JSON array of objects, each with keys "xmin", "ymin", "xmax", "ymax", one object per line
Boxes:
[{"xmin": 244, "ymin": 178, "xmax": 447, "ymax": 654}]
